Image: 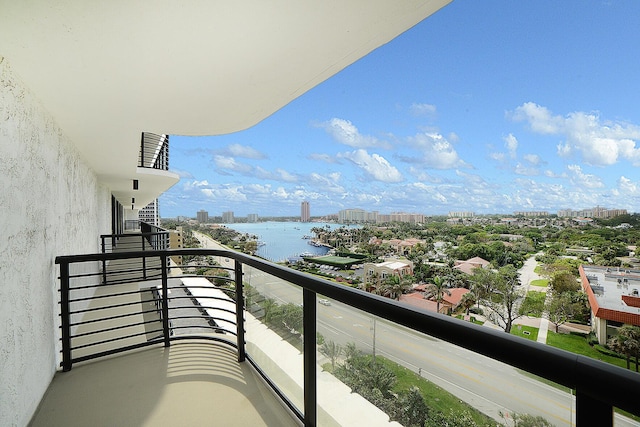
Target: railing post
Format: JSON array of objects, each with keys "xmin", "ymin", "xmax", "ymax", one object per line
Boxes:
[
  {"xmin": 59, "ymin": 260, "xmax": 72, "ymax": 371},
  {"xmin": 140, "ymin": 132, "xmax": 145, "ymax": 167},
  {"xmin": 141, "ymin": 236, "xmax": 147, "ymax": 280},
  {"xmin": 161, "ymin": 255, "xmax": 171, "ymax": 347},
  {"xmin": 576, "ymin": 390, "xmax": 612, "ymax": 427},
  {"xmin": 101, "ymin": 236, "xmax": 107, "ymax": 285},
  {"xmin": 235, "ymin": 260, "xmax": 245, "ymax": 362},
  {"xmin": 303, "ymin": 289, "xmax": 317, "ymax": 427}
]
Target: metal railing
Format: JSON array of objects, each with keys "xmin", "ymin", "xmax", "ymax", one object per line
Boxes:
[
  {"xmin": 139, "ymin": 132, "xmax": 169, "ymax": 170},
  {"xmin": 56, "ymin": 248, "xmax": 640, "ymax": 427}
]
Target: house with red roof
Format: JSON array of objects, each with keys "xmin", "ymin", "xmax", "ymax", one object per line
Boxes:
[{"xmin": 579, "ymin": 265, "xmax": 640, "ymax": 344}]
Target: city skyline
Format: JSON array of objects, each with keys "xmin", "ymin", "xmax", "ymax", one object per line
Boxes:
[{"xmin": 160, "ymin": 1, "xmax": 640, "ymax": 218}]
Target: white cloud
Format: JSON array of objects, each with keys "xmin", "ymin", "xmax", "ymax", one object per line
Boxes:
[
  {"xmin": 566, "ymin": 164, "xmax": 604, "ymax": 189},
  {"xmin": 618, "ymin": 176, "xmax": 639, "ymax": 195},
  {"xmin": 309, "ymin": 172, "xmax": 345, "ymax": 194},
  {"xmin": 514, "ymin": 163, "xmax": 539, "ymax": 176},
  {"xmin": 224, "ymin": 143, "xmax": 266, "ymax": 159},
  {"xmin": 523, "ymin": 154, "xmax": 542, "ymax": 165},
  {"xmin": 319, "ymin": 118, "xmax": 388, "ymax": 148},
  {"xmin": 510, "ymin": 102, "xmax": 563, "ymax": 134},
  {"xmin": 275, "ymin": 168, "xmax": 298, "ymax": 182},
  {"xmin": 403, "ymin": 132, "xmax": 466, "ymax": 169},
  {"xmin": 170, "ymin": 168, "xmax": 194, "ymax": 178},
  {"xmin": 338, "ymin": 149, "xmax": 403, "ymax": 182},
  {"xmin": 504, "ymin": 133, "xmax": 518, "ymax": 159},
  {"xmin": 409, "ymin": 103, "xmax": 437, "ymax": 117},
  {"xmin": 213, "ymin": 155, "xmax": 253, "ymax": 173},
  {"xmin": 308, "ymin": 153, "xmax": 338, "ymax": 163},
  {"xmin": 489, "ymin": 152, "xmax": 506, "ymax": 162},
  {"xmin": 511, "ymin": 102, "xmax": 640, "ymax": 166}
]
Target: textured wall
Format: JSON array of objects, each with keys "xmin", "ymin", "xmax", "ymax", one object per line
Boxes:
[{"xmin": 0, "ymin": 56, "xmax": 111, "ymax": 426}]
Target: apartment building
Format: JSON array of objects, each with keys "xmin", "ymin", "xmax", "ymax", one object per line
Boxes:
[
  {"xmin": 196, "ymin": 209, "xmax": 209, "ymax": 223},
  {"xmin": 301, "ymin": 201, "xmax": 310, "ymax": 222},
  {"xmin": 579, "ymin": 265, "xmax": 640, "ymax": 345}
]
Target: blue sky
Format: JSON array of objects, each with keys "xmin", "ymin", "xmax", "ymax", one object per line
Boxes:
[{"xmin": 161, "ymin": 1, "xmax": 640, "ymax": 219}]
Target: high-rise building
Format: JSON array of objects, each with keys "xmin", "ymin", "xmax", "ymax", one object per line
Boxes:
[
  {"xmin": 247, "ymin": 213, "xmax": 259, "ymax": 223},
  {"xmin": 138, "ymin": 198, "xmax": 160, "ymax": 226},
  {"xmin": 222, "ymin": 211, "xmax": 235, "ymax": 223},
  {"xmin": 301, "ymin": 201, "xmax": 310, "ymax": 222},
  {"xmin": 196, "ymin": 209, "xmax": 209, "ymax": 223}
]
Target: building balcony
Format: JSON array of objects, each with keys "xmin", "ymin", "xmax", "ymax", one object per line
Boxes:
[{"xmin": 39, "ymin": 244, "xmax": 640, "ymax": 427}]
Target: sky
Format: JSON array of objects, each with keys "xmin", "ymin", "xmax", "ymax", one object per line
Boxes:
[{"xmin": 160, "ymin": 1, "xmax": 640, "ymax": 219}]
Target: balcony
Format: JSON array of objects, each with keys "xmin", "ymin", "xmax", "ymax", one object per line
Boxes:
[
  {"xmin": 139, "ymin": 133, "xmax": 170, "ymax": 171},
  {"xmin": 39, "ymin": 242, "xmax": 640, "ymax": 427}
]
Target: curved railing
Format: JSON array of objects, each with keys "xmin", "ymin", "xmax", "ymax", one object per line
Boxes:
[{"xmin": 56, "ymin": 248, "xmax": 640, "ymax": 427}]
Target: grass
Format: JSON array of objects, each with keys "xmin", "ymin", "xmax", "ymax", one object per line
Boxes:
[
  {"xmin": 530, "ymin": 278, "xmax": 549, "ymax": 287},
  {"xmin": 322, "ymin": 356, "xmax": 495, "ymax": 426},
  {"xmin": 377, "ymin": 357, "xmax": 496, "ymax": 426},
  {"xmin": 511, "ymin": 324, "xmax": 539, "ymax": 341},
  {"xmin": 546, "ymin": 331, "xmax": 628, "ymax": 368}
]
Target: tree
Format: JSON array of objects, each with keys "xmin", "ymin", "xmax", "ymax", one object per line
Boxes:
[
  {"xmin": 320, "ymin": 340, "xmax": 342, "ymax": 371},
  {"xmin": 482, "ymin": 265, "xmax": 526, "ymax": 333},
  {"xmin": 608, "ymin": 325, "xmax": 640, "ymax": 371},
  {"xmin": 549, "ymin": 270, "xmax": 580, "ymax": 294},
  {"xmin": 425, "ymin": 276, "xmax": 451, "ymax": 313},
  {"xmin": 391, "ymin": 386, "xmax": 430, "ymax": 427},
  {"xmin": 546, "ymin": 292, "xmax": 575, "ymax": 333},
  {"xmin": 470, "ymin": 267, "xmax": 497, "ymax": 305}
]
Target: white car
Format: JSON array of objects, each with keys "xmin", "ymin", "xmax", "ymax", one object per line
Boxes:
[{"xmin": 318, "ymin": 299, "xmax": 331, "ymax": 306}]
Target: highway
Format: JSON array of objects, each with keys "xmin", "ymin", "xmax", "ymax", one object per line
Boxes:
[{"xmin": 194, "ymin": 232, "xmax": 638, "ymax": 427}]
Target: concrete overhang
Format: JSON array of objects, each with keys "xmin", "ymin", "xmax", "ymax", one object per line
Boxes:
[{"xmin": 0, "ymin": 1, "xmax": 451, "ymax": 206}]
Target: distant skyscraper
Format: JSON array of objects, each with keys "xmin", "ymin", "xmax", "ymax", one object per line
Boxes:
[
  {"xmin": 222, "ymin": 211, "xmax": 234, "ymax": 223},
  {"xmin": 247, "ymin": 213, "xmax": 259, "ymax": 223},
  {"xmin": 196, "ymin": 209, "xmax": 209, "ymax": 223},
  {"xmin": 301, "ymin": 201, "xmax": 310, "ymax": 222}
]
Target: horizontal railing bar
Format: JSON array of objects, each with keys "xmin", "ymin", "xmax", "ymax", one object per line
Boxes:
[
  {"xmin": 66, "ymin": 300, "xmax": 151, "ymax": 315},
  {"xmin": 67, "ymin": 288, "xmax": 150, "ymax": 303},
  {"xmin": 70, "ymin": 330, "xmax": 163, "ymax": 351},
  {"xmin": 70, "ymin": 319, "xmax": 164, "ymax": 339},
  {"xmin": 65, "ymin": 307, "xmax": 162, "ymax": 326},
  {"xmin": 67, "ymin": 340, "xmax": 163, "ymax": 366},
  {"xmin": 170, "ymin": 325, "xmax": 233, "ymax": 335}
]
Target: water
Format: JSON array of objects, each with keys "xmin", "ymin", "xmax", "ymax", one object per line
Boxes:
[{"xmin": 226, "ymin": 222, "xmax": 348, "ymax": 262}]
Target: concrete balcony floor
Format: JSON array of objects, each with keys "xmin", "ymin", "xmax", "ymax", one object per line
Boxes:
[{"xmin": 30, "ymin": 340, "xmax": 300, "ymax": 427}]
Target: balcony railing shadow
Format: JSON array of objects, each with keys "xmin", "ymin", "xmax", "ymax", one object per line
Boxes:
[{"xmin": 51, "ymin": 248, "xmax": 640, "ymax": 427}]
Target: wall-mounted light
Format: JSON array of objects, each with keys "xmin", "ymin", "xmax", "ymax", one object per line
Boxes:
[{"xmin": 133, "ymin": 179, "xmax": 139, "ymax": 190}]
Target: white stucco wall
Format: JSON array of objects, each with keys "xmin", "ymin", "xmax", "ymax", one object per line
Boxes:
[{"xmin": 0, "ymin": 56, "xmax": 111, "ymax": 426}]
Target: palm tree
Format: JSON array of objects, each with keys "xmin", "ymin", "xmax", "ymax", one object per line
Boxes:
[
  {"xmin": 425, "ymin": 275, "xmax": 451, "ymax": 313},
  {"xmin": 459, "ymin": 292, "xmax": 476, "ymax": 315},
  {"xmin": 379, "ymin": 274, "xmax": 412, "ymax": 300}
]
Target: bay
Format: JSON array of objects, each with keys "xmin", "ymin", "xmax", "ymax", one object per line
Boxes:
[{"xmin": 226, "ymin": 222, "xmax": 353, "ymax": 262}]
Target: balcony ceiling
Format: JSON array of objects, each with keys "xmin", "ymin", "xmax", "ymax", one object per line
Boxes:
[{"xmin": 0, "ymin": 1, "xmax": 451, "ymax": 207}]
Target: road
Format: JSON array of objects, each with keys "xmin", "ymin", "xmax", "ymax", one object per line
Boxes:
[{"xmin": 193, "ymin": 232, "xmax": 638, "ymax": 427}]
